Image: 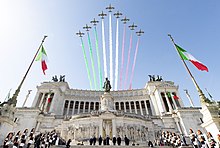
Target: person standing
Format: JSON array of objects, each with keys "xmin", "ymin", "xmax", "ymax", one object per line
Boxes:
[
  {"xmin": 124, "ymin": 135, "xmax": 129, "ymax": 145},
  {"xmin": 106, "ymin": 135, "xmax": 110, "ymax": 145},
  {"xmin": 207, "ymin": 132, "xmax": 216, "ymax": 148},
  {"xmin": 93, "ymin": 136, "xmax": 96, "ymax": 145},
  {"xmin": 112, "ymin": 135, "xmax": 116, "ymax": 145},
  {"xmin": 98, "ymin": 135, "xmax": 102, "ymax": 145},
  {"xmin": 66, "ymin": 139, "xmax": 71, "ymax": 148},
  {"xmin": 117, "ymin": 135, "xmax": 121, "ymax": 146},
  {"xmin": 89, "ymin": 137, "xmax": 93, "ymax": 145},
  {"xmin": 189, "ymin": 128, "xmax": 199, "ymax": 148}
]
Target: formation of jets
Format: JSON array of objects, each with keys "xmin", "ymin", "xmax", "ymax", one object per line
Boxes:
[{"xmin": 77, "ymin": 4, "xmax": 144, "ymax": 37}]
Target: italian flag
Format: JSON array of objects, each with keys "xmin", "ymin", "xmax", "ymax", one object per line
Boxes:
[
  {"xmin": 36, "ymin": 46, "xmax": 48, "ymax": 75},
  {"xmin": 175, "ymin": 44, "xmax": 208, "ymax": 72}
]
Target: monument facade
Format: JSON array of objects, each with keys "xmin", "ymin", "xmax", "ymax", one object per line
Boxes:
[{"xmin": 0, "ymin": 78, "xmax": 213, "ymax": 145}]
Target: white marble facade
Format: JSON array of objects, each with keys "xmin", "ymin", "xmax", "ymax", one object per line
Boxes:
[{"xmin": 0, "ymin": 80, "xmax": 208, "ymax": 145}]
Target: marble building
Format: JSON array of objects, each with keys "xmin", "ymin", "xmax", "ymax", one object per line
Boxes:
[{"xmin": 0, "ymin": 78, "xmax": 208, "ymax": 145}]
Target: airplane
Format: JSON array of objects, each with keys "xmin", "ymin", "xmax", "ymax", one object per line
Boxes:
[
  {"xmin": 106, "ymin": 4, "xmax": 115, "ymax": 12},
  {"xmin": 83, "ymin": 24, "xmax": 91, "ymax": 31},
  {"xmin": 136, "ymin": 29, "xmax": 144, "ymax": 36},
  {"xmin": 129, "ymin": 23, "xmax": 137, "ymax": 30},
  {"xmin": 90, "ymin": 18, "xmax": 99, "ymax": 26},
  {"xmin": 114, "ymin": 11, "xmax": 122, "ymax": 18},
  {"xmin": 98, "ymin": 11, "xmax": 107, "ymax": 19},
  {"xmin": 76, "ymin": 30, "xmax": 84, "ymax": 37},
  {"xmin": 121, "ymin": 16, "xmax": 130, "ymax": 24}
]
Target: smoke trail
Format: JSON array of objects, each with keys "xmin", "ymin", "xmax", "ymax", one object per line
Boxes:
[
  {"xmin": 114, "ymin": 19, "xmax": 119, "ymax": 90},
  {"xmin": 119, "ymin": 25, "xmax": 126, "ymax": 89},
  {"xmin": 80, "ymin": 38, "xmax": 92, "ymax": 89},
  {"xmin": 87, "ymin": 32, "xmax": 97, "ymax": 90},
  {"xmin": 94, "ymin": 27, "xmax": 103, "ymax": 90},
  {"xmin": 102, "ymin": 19, "xmax": 108, "ymax": 78},
  {"xmin": 109, "ymin": 13, "xmax": 113, "ymax": 89},
  {"xmin": 129, "ymin": 38, "xmax": 140, "ymax": 89},
  {"xmin": 125, "ymin": 32, "xmax": 133, "ymax": 88}
]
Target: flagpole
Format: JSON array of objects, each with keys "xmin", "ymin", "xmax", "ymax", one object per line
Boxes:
[
  {"xmin": 9, "ymin": 35, "xmax": 48, "ymax": 106},
  {"xmin": 168, "ymin": 34, "xmax": 209, "ymax": 104}
]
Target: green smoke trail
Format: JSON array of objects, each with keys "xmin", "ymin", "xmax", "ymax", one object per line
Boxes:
[
  {"xmin": 87, "ymin": 32, "xmax": 97, "ymax": 90},
  {"xmin": 94, "ymin": 27, "xmax": 103, "ymax": 90},
  {"xmin": 80, "ymin": 38, "xmax": 92, "ymax": 89}
]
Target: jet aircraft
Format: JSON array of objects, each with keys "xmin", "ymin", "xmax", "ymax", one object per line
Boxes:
[
  {"xmin": 106, "ymin": 4, "xmax": 115, "ymax": 12},
  {"xmin": 76, "ymin": 30, "xmax": 84, "ymax": 37},
  {"xmin": 129, "ymin": 23, "xmax": 137, "ymax": 30},
  {"xmin": 90, "ymin": 18, "xmax": 99, "ymax": 26},
  {"xmin": 83, "ymin": 24, "xmax": 91, "ymax": 31},
  {"xmin": 121, "ymin": 16, "xmax": 130, "ymax": 24},
  {"xmin": 114, "ymin": 11, "xmax": 122, "ymax": 18},
  {"xmin": 98, "ymin": 11, "xmax": 107, "ymax": 19},
  {"xmin": 136, "ymin": 29, "xmax": 144, "ymax": 36}
]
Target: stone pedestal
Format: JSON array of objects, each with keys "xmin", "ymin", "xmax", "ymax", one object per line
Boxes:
[
  {"xmin": 200, "ymin": 103, "xmax": 220, "ymax": 144},
  {"xmin": 100, "ymin": 92, "xmax": 115, "ymax": 112}
]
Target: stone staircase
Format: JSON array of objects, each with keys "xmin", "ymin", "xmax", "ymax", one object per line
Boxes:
[{"xmin": 48, "ymin": 146, "xmax": 193, "ymax": 148}]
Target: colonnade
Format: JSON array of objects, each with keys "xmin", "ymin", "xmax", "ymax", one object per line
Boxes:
[{"xmin": 62, "ymin": 99, "xmax": 153, "ymax": 116}]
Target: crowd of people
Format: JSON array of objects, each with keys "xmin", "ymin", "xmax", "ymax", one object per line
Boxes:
[
  {"xmin": 158, "ymin": 129, "xmax": 219, "ymax": 148},
  {"xmin": 3, "ymin": 128, "xmax": 219, "ymax": 147},
  {"xmin": 188, "ymin": 128, "xmax": 219, "ymax": 148},
  {"xmin": 159, "ymin": 130, "xmax": 187, "ymax": 147},
  {"xmin": 3, "ymin": 128, "xmax": 66, "ymax": 148},
  {"xmin": 88, "ymin": 135, "xmax": 130, "ymax": 146}
]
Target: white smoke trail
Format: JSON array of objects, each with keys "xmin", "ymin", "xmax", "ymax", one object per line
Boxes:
[
  {"xmin": 109, "ymin": 13, "xmax": 113, "ymax": 88},
  {"xmin": 119, "ymin": 25, "xmax": 126, "ymax": 90},
  {"xmin": 102, "ymin": 19, "xmax": 107, "ymax": 78},
  {"xmin": 114, "ymin": 19, "xmax": 119, "ymax": 90}
]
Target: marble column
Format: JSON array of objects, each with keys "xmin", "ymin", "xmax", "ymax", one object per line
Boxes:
[
  {"xmin": 83, "ymin": 102, "xmax": 86, "ymax": 113},
  {"xmin": 78, "ymin": 101, "xmax": 81, "ymax": 114},
  {"xmin": 144, "ymin": 100, "xmax": 149, "ymax": 115},
  {"xmin": 99, "ymin": 120, "xmax": 103, "ymax": 137},
  {"xmin": 164, "ymin": 93, "xmax": 173, "ymax": 112},
  {"xmin": 72, "ymin": 101, "xmax": 75, "ymax": 115},
  {"xmin": 134, "ymin": 101, "xmax": 138, "ymax": 114},
  {"xmin": 139, "ymin": 101, "xmax": 143, "ymax": 115},
  {"xmin": 112, "ymin": 119, "xmax": 116, "ymax": 137},
  {"xmin": 129, "ymin": 102, "xmax": 132, "ymax": 113},
  {"xmin": 88, "ymin": 102, "xmax": 91, "ymax": 113},
  {"xmin": 39, "ymin": 93, "xmax": 46, "ymax": 110},
  {"xmin": 124, "ymin": 102, "xmax": 127, "ymax": 112}
]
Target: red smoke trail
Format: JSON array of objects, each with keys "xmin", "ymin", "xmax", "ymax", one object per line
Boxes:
[
  {"xmin": 124, "ymin": 32, "xmax": 133, "ymax": 89},
  {"xmin": 129, "ymin": 38, "xmax": 140, "ymax": 89}
]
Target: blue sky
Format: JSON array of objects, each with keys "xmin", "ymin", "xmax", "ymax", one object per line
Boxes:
[{"xmin": 0, "ymin": 0, "xmax": 219, "ymax": 107}]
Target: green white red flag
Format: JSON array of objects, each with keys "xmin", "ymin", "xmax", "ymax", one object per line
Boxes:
[
  {"xmin": 175, "ymin": 44, "xmax": 208, "ymax": 72},
  {"xmin": 36, "ymin": 45, "xmax": 48, "ymax": 75}
]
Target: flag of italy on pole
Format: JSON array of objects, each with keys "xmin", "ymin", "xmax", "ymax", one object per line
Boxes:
[
  {"xmin": 175, "ymin": 44, "xmax": 208, "ymax": 72},
  {"xmin": 36, "ymin": 45, "xmax": 48, "ymax": 75}
]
